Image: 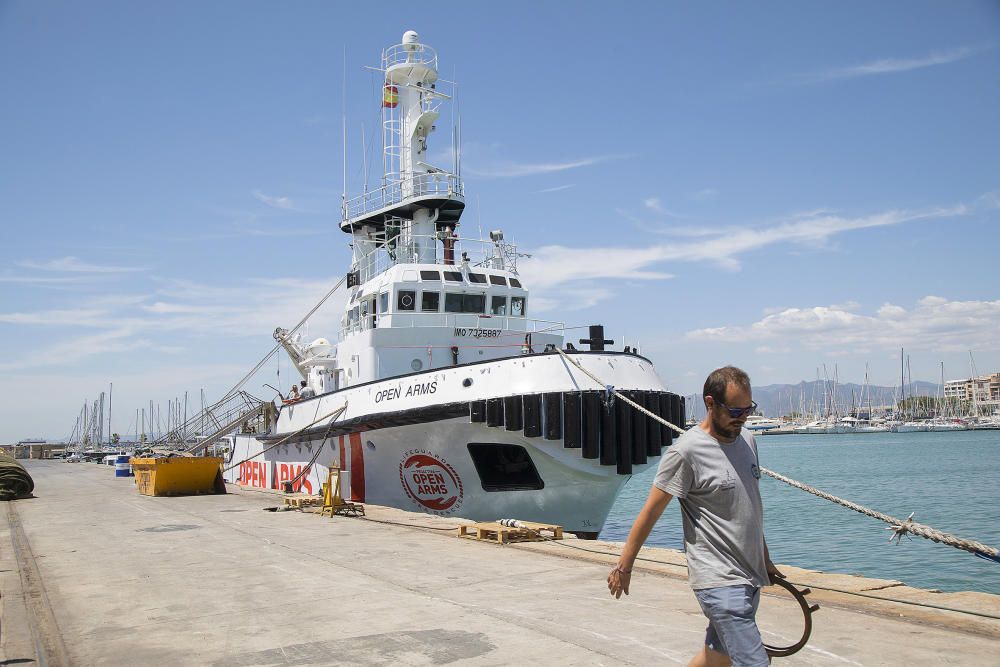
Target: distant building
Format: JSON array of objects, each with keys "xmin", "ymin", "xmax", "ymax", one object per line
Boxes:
[
  {"xmin": 944, "ymin": 373, "xmax": 1000, "ymax": 413},
  {"xmin": 1, "ymin": 443, "xmax": 63, "ymax": 459}
]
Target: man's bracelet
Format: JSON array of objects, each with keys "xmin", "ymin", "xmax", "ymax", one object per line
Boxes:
[{"xmin": 614, "ymin": 566, "xmax": 632, "ymax": 574}]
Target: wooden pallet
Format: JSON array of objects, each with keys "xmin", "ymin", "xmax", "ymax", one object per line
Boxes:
[
  {"xmin": 321, "ymin": 501, "xmax": 365, "ymax": 517},
  {"xmin": 283, "ymin": 494, "xmax": 323, "ymax": 509},
  {"xmin": 510, "ymin": 521, "xmax": 563, "ymax": 540},
  {"xmin": 458, "ymin": 522, "xmax": 534, "ymax": 544}
]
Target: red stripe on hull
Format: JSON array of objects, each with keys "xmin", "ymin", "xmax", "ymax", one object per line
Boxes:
[{"xmin": 349, "ymin": 433, "xmax": 365, "ymax": 502}]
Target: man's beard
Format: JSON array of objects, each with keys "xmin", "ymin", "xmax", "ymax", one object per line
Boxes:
[{"xmin": 711, "ymin": 412, "xmax": 741, "ymax": 441}]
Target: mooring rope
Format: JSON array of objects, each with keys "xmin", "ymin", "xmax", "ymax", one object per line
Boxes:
[
  {"xmin": 552, "ymin": 347, "xmax": 1000, "ymax": 563},
  {"xmin": 223, "ymin": 403, "xmax": 348, "ymax": 473},
  {"xmin": 282, "ymin": 409, "xmax": 348, "ymax": 491},
  {"xmin": 760, "ymin": 468, "xmax": 1000, "ymax": 561}
]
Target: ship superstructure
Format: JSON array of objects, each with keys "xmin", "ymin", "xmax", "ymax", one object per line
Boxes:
[{"xmin": 224, "ymin": 32, "xmax": 685, "ymax": 537}]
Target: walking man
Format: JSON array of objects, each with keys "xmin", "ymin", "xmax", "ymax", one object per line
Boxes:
[{"xmin": 608, "ymin": 366, "xmax": 782, "ymax": 667}]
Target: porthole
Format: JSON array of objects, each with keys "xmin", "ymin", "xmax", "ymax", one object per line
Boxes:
[{"xmin": 411, "ymin": 359, "xmax": 423, "ymax": 371}]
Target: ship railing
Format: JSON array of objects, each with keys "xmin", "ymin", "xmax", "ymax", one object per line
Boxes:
[
  {"xmin": 344, "ymin": 172, "xmax": 463, "ymax": 223},
  {"xmin": 353, "ymin": 233, "xmax": 521, "ymax": 283},
  {"xmin": 149, "ymin": 391, "xmax": 271, "ymax": 449},
  {"xmin": 382, "ymin": 42, "xmax": 437, "ymax": 70},
  {"xmin": 339, "ymin": 312, "xmax": 565, "ymax": 339}
]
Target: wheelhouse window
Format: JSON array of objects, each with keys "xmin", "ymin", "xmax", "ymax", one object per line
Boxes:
[
  {"xmin": 397, "ymin": 290, "xmax": 415, "ymax": 311},
  {"xmin": 421, "ymin": 291, "xmax": 440, "ymax": 312},
  {"xmin": 468, "ymin": 273, "xmax": 487, "ymax": 284},
  {"xmin": 445, "ymin": 293, "xmax": 485, "ymax": 313},
  {"xmin": 510, "ymin": 296, "xmax": 526, "ymax": 317},
  {"xmin": 467, "ymin": 443, "xmax": 544, "ymax": 491},
  {"xmin": 490, "ymin": 295, "xmax": 507, "ymax": 315},
  {"xmin": 509, "ymin": 278, "xmax": 523, "ymax": 288},
  {"xmin": 489, "ymin": 275, "xmax": 507, "ymax": 286},
  {"xmin": 443, "ymin": 271, "xmax": 463, "ymax": 282},
  {"xmin": 420, "ymin": 270, "xmax": 441, "ymax": 281},
  {"xmin": 379, "ymin": 292, "xmax": 388, "ymax": 313}
]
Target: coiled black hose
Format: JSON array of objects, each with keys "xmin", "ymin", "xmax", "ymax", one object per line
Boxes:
[{"xmin": 0, "ymin": 451, "xmax": 34, "ymax": 500}]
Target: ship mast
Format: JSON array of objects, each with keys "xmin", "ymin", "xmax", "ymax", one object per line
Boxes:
[{"xmin": 341, "ymin": 31, "xmax": 465, "ymax": 282}]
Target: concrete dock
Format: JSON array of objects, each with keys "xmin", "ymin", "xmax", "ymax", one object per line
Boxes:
[{"xmin": 5, "ymin": 460, "xmax": 999, "ymax": 666}]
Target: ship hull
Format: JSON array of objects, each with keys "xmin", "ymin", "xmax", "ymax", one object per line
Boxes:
[{"xmin": 223, "ymin": 351, "xmax": 682, "ymax": 534}]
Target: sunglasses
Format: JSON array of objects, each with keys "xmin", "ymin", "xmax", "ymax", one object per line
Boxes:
[{"xmin": 715, "ymin": 400, "xmax": 757, "ymax": 418}]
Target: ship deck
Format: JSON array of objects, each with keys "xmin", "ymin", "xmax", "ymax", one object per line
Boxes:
[{"xmin": 5, "ymin": 459, "xmax": 999, "ymax": 665}]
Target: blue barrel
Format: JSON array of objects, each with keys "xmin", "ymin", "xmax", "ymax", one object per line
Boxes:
[{"xmin": 115, "ymin": 455, "xmax": 132, "ymax": 477}]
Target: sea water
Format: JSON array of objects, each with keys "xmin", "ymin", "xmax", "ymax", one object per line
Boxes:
[{"xmin": 600, "ymin": 429, "xmax": 1000, "ymax": 595}]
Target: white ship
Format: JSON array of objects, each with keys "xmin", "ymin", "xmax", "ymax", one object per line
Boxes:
[{"xmin": 223, "ymin": 31, "xmax": 682, "ymax": 537}]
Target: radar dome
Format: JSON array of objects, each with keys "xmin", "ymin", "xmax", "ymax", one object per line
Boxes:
[{"xmin": 402, "ymin": 30, "xmax": 419, "ymax": 48}]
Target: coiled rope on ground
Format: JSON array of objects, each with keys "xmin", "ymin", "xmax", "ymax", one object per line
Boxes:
[
  {"xmin": 552, "ymin": 347, "xmax": 1000, "ymax": 563},
  {"xmin": 0, "ymin": 450, "xmax": 35, "ymax": 500}
]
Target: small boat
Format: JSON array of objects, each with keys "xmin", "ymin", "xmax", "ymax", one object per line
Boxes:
[
  {"xmin": 892, "ymin": 421, "xmax": 928, "ymax": 433},
  {"xmin": 744, "ymin": 415, "xmax": 782, "ymax": 432}
]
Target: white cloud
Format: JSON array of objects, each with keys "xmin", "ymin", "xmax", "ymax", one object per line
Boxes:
[
  {"xmin": 253, "ymin": 191, "xmax": 297, "ymax": 210},
  {"xmin": 0, "ymin": 275, "xmax": 84, "ymax": 285},
  {"xmin": 530, "ymin": 287, "xmax": 615, "ymax": 314},
  {"xmin": 519, "ymin": 246, "xmax": 675, "ymax": 291},
  {"xmin": 465, "ymin": 154, "xmax": 627, "ymax": 178},
  {"xmin": 521, "ymin": 203, "xmax": 965, "ymax": 292},
  {"xmin": 0, "ymin": 324, "xmax": 167, "ymax": 372},
  {"xmin": 977, "ymin": 190, "xmax": 1000, "ymax": 210},
  {"xmin": 793, "ymin": 47, "xmax": 976, "ymax": 83},
  {"xmin": 0, "ymin": 308, "xmax": 111, "ymax": 327},
  {"xmin": 537, "ymin": 184, "xmax": 576, "ymax": 194},
  {"xmin": 510, "ymin": 201, "xmax": 968, "ymax": 314},
  {"xmin": 0, "ymin": 275, "xmax": 347, "ymax": 371},
  {"xmin": 17, "ymin": 256, "xmax": 143, "ymax": 273},
  {"xmin": 685, "ymin": 297, "xmax": 1000, "ymax": 354},
  {"xmin": 691, "ymin": 188, "xmax": 719, "ymax": 202},
  {"xmin": 641, "ymin": 197, "xmax": 686, "ymax": 217}
]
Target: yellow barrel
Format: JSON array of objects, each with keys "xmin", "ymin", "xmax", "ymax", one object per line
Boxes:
[{"xmin": 130, "ymin": 457, "xmax": 225, "ymax": 497}]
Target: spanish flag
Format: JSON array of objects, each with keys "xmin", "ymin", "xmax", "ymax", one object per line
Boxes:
[{"xmin": 383, "ymin": 85, "xmax": 399, "ymax": 108}]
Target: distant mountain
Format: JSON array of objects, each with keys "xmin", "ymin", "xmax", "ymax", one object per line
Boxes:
[{"xmin": 684, "ymin": 379, "xmax": 940, "ymax": 420}]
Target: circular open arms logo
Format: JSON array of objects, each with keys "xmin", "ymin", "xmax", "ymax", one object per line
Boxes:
[{"xmin": 400, "ymin": 451, "xmax": 464, "ymax": 514}]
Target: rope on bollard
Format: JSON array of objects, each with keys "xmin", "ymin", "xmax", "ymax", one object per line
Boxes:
[{"xmin": 552, "ymin": 346, "xmax": 1000, "ymax": 563}]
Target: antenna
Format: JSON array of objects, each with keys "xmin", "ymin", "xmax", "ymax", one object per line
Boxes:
[
  {"xmin": 362, "ymin": 123, "xmax": 369, "ymax": 193},
  {"xmin": 455, "ymin": 76, "xmax": 462, "ymax": 179},
  {"xmin": 477, "ymin": 194, "xmax": 483, "ymax": 241},
  {"xmin": 342, "ymin": 46, "xmax": 348, "ymax": 214},
  {"xmin": 452, "ymin": 65, "xmax": 457, "ymax": 178}
]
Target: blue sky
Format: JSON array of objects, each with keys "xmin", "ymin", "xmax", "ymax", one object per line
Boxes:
[{"xmin": 2, "ymin": 2, "xmax": 999, "ymax": 441}]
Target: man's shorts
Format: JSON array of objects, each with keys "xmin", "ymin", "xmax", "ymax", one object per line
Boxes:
[{"xmin": 693, "ymin": 584, "xmax": 768, "ymax": 666}]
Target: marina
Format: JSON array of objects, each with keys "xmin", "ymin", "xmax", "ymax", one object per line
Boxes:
[
  {"xmin": 4, "ymin": 6, "xmax": 1000, "ymax": 666},
  {"xmin": 6, "ymin": 459, "xmax": 1000, "ymax": 666}
]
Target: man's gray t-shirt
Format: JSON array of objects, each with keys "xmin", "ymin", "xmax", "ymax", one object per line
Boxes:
[{"xmin": 654, "ymin": 426, "xmax": 768, "ymax": 590}]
